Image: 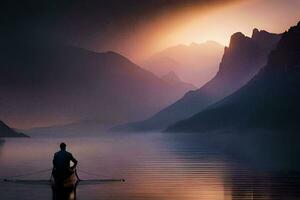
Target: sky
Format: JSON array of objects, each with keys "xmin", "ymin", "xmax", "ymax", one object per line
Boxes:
[{"xmin": 2, "ymin": 0, "xmax": 300, "ymax": 62}]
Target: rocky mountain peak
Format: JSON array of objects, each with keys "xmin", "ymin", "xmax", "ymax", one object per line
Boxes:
[
  {"xmin": 228, "ymin": 32, "xmax": 248, "ymax": 48},
  {"xmin": 266, "ymin": 21, "xmax": 300, "ymax": 72}
]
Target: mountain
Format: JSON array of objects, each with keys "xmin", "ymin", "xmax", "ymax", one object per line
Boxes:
[
  {"xmin": 0, "ymin": 40, "xmax": 191, "ymax": 129},
  {"xmin": 0, "ymin": 121, "xmax": 27, "ymax": 137},
  {"xmin": 142, "ymin": 41, "xmax": 224, "ymax": 86},
  {"xmin": 161, "ymin": 71, "xmax": 196, "ymax": 91},
  {"xmin": 166, "ymin": 21, "xmax": 300, "ymax": 133},
  {"xmin": 113, "ymin": 29, "xmax": 281, "ymax": 132}
]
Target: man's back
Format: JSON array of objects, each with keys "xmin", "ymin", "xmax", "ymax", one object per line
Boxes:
[{"xmin": 53, "ymin": 150, "xmax": 75, "ymax": 171}]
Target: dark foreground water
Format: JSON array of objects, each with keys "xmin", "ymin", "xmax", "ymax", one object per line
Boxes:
[{"xmin": 0, "ymin": 131, "xmax": 299, "ymax": 200}]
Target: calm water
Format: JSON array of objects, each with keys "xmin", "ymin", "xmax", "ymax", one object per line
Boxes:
[{"xmin": 0, "ymin": 131, "xmax": 299, "ymax": 200}]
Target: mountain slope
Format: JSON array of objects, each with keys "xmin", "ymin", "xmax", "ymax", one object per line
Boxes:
[
  {"xmin": 166, "ymin": 22, "xmax": 300, "ymax": 133},
  {"xmin": 142, "ymin": 41, "xmax": 224, "ymax": 86},
  {"xmin": 0, "ymin": 40, "xmax": 190, "ymax": 129},
  {"xmin": 0, "ymin": 121, "xmax": 27, "ymax": 137},
  {"xmin": 114, "ymin": 29, "xmax": 281, "ymax": 132},
  {"xmin": 161, "ymin": 71, "xmax": 196, "ymax": 91}
]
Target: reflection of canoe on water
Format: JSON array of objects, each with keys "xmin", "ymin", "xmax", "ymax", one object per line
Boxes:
[{"xmin": 51, "ymin": 169, "xmax": 79, "ymax": 200}]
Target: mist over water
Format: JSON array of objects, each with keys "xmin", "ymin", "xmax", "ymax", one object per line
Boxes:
[{"xmin": 0, "ymin": 131, "xmax": 299, "ymax": 200}]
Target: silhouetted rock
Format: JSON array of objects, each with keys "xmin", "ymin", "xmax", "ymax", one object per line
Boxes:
[
  {"xmin": 166, "ymin": 21, "xmax": 300, "ymax": 133},
  {"xmin": 114, "ymin": 29, "xmax": 281, "ymax": 132},
  {"xmin": 0, "ymin": 40, "xmax": 191, "ymax": 129},
  {"xmin": 0, "ymin": 121, "xmax": 27, "ymax": 137}
]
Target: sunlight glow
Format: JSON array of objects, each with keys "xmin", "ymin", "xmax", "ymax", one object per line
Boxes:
[{"xmin": 125, "ymin": 0, "xmax": 300, "ymax": 61}]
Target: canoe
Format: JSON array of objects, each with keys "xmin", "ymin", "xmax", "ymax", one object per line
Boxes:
[
  {"xmin": 4, "ymin": 169, "xmax": 124, "ymax": 200},
  {"xmin": 51, "ymin": 169, "xmax": 79, "ymax": 189},
  {"xmin": 51, "ymin": 169, "xmax": 79, "ymax": 200}
]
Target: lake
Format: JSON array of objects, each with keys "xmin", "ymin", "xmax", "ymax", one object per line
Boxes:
[{"xmin": 0, "ymin": 131, "xmax": 300, "ymax": 200}]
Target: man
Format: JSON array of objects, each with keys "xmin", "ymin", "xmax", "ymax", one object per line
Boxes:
[{"xmin": 52, "ymin": 143, "xmax": 78, "ymax": 181}]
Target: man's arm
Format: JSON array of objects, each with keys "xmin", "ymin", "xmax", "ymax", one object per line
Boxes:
[
  {"xmin": 70, "ymin": 154, "xmax": 78, "ymax": 169},
  {"xmin": 52, "ymin": 154, "xmax": 57, "ymax": 169}
]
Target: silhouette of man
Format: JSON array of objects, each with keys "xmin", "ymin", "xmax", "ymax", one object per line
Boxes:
[{"xmin": 53, "ymin": 143, "xmax": 78, "ymax": 180}]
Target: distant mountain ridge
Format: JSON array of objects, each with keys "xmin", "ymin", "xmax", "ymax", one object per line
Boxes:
[
  {"xmin": 0, "ymin": 121, "xmax": 27, "ymax": 137},
  {"xmin": 166, "ymin": 21, "xmax": 300, "ymax": 133},
  {"xmin": 0, "ymin": 40, "xmax": 191, "ymax": 129},
  {"xmin": 142, "ymin": 41, "xmax": 224, "ymax": 86},
  {"xmin": 161, "ymin": 71, "xmax": 196, "ymax": 91},
  {"xmin": 113, "ymin": 29, "xmax": 281, "ymax": 132}
]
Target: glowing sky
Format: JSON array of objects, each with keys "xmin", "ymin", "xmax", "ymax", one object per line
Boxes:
[
  {"xmin": 161, "ymin": 0, "xmax": 300, "ymax": 45},
  {"xmin": 87, "ymin": 0, "xmax": 300, "ymax": 62},
  {"xmin": 2, "ymin": 0, "xmax": 300, "ymax": 62}
]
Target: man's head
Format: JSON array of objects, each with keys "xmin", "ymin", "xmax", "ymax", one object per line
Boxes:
[{"xmin": 60, "ymin": 142, "xmax": 66, "ymax": 150}]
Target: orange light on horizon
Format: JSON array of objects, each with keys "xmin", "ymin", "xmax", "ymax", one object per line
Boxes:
[{"xmin": 104, "ymin": 0, "xmax": 300, "ymax": 63}]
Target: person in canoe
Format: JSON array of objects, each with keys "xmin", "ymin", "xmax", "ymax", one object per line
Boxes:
[{"xmin": 52, "ymin": 143, "xmax": 78, "ymax": 182}]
